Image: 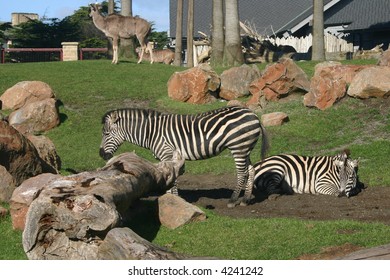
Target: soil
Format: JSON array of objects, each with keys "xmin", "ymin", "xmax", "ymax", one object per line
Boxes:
[{"xmin": 175, "ymin": 173, "xmax": 390, "ymax": 259}]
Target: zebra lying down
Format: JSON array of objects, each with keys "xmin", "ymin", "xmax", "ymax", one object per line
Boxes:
[
  {"xmin": 99, "ymin": 106, "xmax": 269, "ymax": 207},
  {"xmin": 253, "ymin": 151, "xmax": 362, "ymax": 198}
]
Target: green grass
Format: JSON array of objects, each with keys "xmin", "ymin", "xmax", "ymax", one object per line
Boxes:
[
  {"xmin": 0, "ymin": 204, "xmax": 26, "ymax": 260},
  {"xmin": 0, "ymin": 58, "xmax": 389, "ymax": 259},
  {"xmin": 128, "ymin": 202, "xmax": 390, "ymax": 260}
]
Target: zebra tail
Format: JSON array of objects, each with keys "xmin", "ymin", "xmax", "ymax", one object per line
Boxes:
[{"xmin": 260, "ymin": 123, "xmax": 270, "ymax": 161}]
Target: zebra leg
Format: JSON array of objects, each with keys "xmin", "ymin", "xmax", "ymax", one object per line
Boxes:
[
  {"xmin": 166, "ymin": 179, "xmax": 179, "ymax": 195},
  {"xmin": 241, "ymin": 164, "xmax": 254, "ymax": 206},
  {"xmin": 228, "ymin": 158, "xmax": 249, "ymax": 208}
]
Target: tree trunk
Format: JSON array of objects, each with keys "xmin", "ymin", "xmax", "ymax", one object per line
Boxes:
[
  {"xmin": 120, "ymin": 0, "xmax": 137, "ymax": 60},
  {"xmin": 108, "ymin": 0, "xmax": 115, "ymax": 13},
  {"xmin": 223, "ymin": 0, "xmax": 244, "ymax": 66},
  {"xmin": 311, "ymin": 0, "xmax": 325, "ymax": 61},
  {"xmin": 107, "ymin": 0, "xmax": 115, "ymax": 58},
  {"xmin": 186, "ymin": 0, "xmax": 194, "ymax": 67},
  {"xmin": 210, "ymin": 0, "xmax": 224, "ymax": 66},
  {"xmin": 174, "ymin": 0, "xmax": 183, "ymax": 66},
  {"xmin": 22, "ymin": 152, "xmax": 185, "ymax": 260}
]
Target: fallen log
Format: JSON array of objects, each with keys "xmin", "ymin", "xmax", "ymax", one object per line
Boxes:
[{"xmin": 22, "ymin": 151, "xmax": 185, "ymax": 260}]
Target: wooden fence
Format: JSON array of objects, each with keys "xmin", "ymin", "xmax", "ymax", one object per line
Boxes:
[{"xmin": 272, "ymin": 33, "xmax": 353, "ymax": 53}]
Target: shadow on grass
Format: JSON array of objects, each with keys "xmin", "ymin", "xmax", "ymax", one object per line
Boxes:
[{"xmin": 123, "ymin": 198, "xmax": 162, "ymax": 242}]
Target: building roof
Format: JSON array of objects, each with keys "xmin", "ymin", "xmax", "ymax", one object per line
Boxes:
[
  {"xmin": 169, "ymin": 0, "xmax": 390, "ymax": 38},
  {"xmin": 169, "ymin": 0, "xmax": 336, "ymax": 37},
  {"xmin": 324, "ymin": 0, "xmax": 390, "ymax": 31}
]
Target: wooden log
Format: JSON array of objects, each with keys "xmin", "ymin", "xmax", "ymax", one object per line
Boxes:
[
  {"xmin": 22, "ymin": 151, "xmax": 185, "ymax": 260},
  {"xmin": 98, "ymin": 227, "xmax": 189, "ymax": 260}
]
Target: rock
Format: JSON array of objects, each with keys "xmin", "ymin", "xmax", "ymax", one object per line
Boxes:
[
  {"xmin": 0, "ymin": 81, "xmax": 55, "ymax": 110},
  {"xmin": 0, "ymin": 120, "xmax": 57, "ymax": 187},
  {"xmin": 377, "ymin": 48, "xmax": 390, "ymax": 66},
  {"xmin": 8, "ymin": 98, "xmax": 60, "ymax": 134},
  {"xmin": 347, "ymin": 66, "xmax": 390, "ymax": 99},
  {"xmin": 219, "ymin": 64, "xmax": 260, "ymax": 100},
  {"xmin": 0, "ymin": 165, "xmax": 16, "ymax": 202},
  {"xmin": 167, "ymin": 64, "xmax": 220, "ymax": 104},
  {"xmin": 304, "ymin": 63, "xmax": 369, "ymax": 110},
  {"xmin": 158, "ymin": 193, "xmax": 206, "ymax": 229},
  {"xmin": 9, "ymin": 173, "xmax": 61, "ymax": 230},
  {"xmin": 261, "ymin": 112, "xmax": 289, "ymax": 127},
  {"xmin": 227, "ymin": 100, "xmax": 246, "ymax": 107},
  {"xmin": 247, "ymin": 58, "xmax": 310, "ymax": 106},
  {"xmin": 26, "ymin": 134, "xmax": 61, "ymax": 172}
]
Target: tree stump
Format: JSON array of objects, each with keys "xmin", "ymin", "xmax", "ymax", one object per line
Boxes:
[{"xmin": 22, "ymin": 151, "xmax": 185, "ymax": 260}]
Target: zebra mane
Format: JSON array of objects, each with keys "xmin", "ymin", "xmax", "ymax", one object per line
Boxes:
[{"xmin": 101, "ymin": 108, "xmax": 162, "ymax": 124}]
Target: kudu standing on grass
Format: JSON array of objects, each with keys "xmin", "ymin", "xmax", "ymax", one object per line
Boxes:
[{"xmin": 89, "ymin": 3, "xmax": 154, "ymax": 64}]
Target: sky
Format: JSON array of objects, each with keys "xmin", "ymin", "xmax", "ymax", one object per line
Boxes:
[{"xmin": 0, "ymin": 0, "xmax": 170, "ymax": 32}]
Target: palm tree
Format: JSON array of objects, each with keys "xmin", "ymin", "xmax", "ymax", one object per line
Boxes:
[
  {"xmin": 223, "ymin": 0, "xmax": 244, "ymax": 66},
  {"xmin": 107, "ymin": 0, "xmax": 115, "ymax": 57},
  {"xmin": 120, "ymin": 0, "xmax": 136, "ymax": 60},
  {"xmin": 174, "ymin": 0, "xmax": 183, "ymax": 66},
  {"xmin": 210, "ymin": 0, "xmax": 224, "ymax": 66},
  {"xmin": 186, "ymin": 0, "xmax": 194, "ymax": 67},
  {"xmin": 311, "ymin": 0, "xmax": 325, "ymax": 61}
]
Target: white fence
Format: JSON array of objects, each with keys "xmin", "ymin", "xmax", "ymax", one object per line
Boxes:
[{"xmin": 272, "ymin": 33, "xmax": 353, "ymax": 53}]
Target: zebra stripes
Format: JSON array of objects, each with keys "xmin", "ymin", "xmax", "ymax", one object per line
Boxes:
[
  {"xmin": 253, "ymin": 151, "xmax": 360, "ymax": 198},
  {"xmin": 100, "ymin": 106, "xmax": 269, "ymax": 207}
]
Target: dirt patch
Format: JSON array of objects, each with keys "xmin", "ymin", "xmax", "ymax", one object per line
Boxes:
[
  {"xmin": 174, "ymin": 173, "xmax": 390, "ymax": 259},
  {"xmin": 177, "ymin": 173, "xmax": 390, "ymax": 225}
]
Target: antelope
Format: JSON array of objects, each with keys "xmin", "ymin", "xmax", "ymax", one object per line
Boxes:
[
  {"xmin": 89, "ymin": 3, "xmax": 153, "ymax": 64},
  {"xmin": 136, "ymin": 47, "xmax": 174, "ymax": 65}
]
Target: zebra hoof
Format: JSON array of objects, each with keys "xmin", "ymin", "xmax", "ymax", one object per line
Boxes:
[
  {"xmin": 239, "ymin": 201, "xmax": 248, "ymax": 207},
  {"xmin": 227, "ymin": 201, "xmax": 239, "ymax": 208}
]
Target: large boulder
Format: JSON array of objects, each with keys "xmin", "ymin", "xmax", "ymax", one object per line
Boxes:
[
  {"xmin": 347, "ymin": 66, "xmax": 390, "ymax": 99},
  {"xmin": 0, "ymin": 120, "xmax": 57, "ymax": 187},
  {"xmin": 0, "ymin": 165, "xmax": 16, "ymax": 202},
  {"xmin": 304, "ymin": 63, "xmax": 369, "ymax": 110},
  {"xmin": 158, "ymin": 193, "xmax": 206, "ymax": 229},
  {"xmin": 8, "ymin": 98, "xmax": 60, "ymax": 134},
  {"xmin": 219, "ymin": 64, "xmax": 260, "ymax": 100},
  {"xmin": 0, "ymin": 81, "xmax": 55, "ymax": 110},
  {"xmin": 167, "ymin": 64, "xmax": 220, "ymax": 104},
  {"xmin": 248, "ymin": 58, "xmax": 310, "ymax": 106},
  {"xmin": 26, "ymin": 134, "xmax": 61, "ymax": 172}
]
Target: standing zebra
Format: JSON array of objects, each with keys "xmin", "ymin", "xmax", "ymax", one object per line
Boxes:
[
  {"xmin": 253, "ymin": 151, "xmax": 361, "ymax": 198},
  {"xmin": 99, "ymin": 106, "xmax": 269, "ymax": 207}
]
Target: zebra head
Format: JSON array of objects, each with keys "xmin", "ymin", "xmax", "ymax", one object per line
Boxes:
[
  {"xmin": 334, "ymin": 151, "xmax": 359, "ymax": 197},
  {"xmin": 99, "ymin": 110, "xmax": 125, "ymax": 160}
]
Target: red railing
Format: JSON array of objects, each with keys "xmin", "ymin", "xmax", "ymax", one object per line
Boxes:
[
  {"xmin": 1, "ymin": 48, "xmax": 63, "ymax": 63},
  {"xmin": 1, "ymin": 47, "xmax": 109, "ymax": 63},
  {"xmin": 79, "ymin": 48, "xmax": 108, "ymax": 60}
]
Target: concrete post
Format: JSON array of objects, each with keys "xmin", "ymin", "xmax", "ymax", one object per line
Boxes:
[{"xmin": 61, "ymin": 42, "xmax": 79, "ymax": 61}]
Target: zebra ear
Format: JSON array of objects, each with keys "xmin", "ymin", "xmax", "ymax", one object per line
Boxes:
[
  {"xmin": 110, "ymin": 111, "xmax": 120, "ymax": 124},
  {"xmin": 334, "ymin": 159, "xmax": 344, "ymax": 168},
  {"xmin": 352, "ymin": 159, "xmax": 359, "ymax": 168}
]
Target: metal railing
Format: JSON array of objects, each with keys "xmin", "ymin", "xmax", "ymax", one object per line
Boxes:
[
  {"xmin": 79, "ymin": 48, "xmax": 108, "ymax": 60},
  {"xmin": 1, "ymin": 47, "xmax": 109, "ymax": 63},
  {"xmin": 1, "ymin": 48, "xmax": 62, "ymax": 63}
]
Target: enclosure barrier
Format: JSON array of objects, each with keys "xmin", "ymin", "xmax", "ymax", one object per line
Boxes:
[
  {"xmin": 0, "ymin": 44, "xmax": 108, "ymax": 63},
  {"xmin": 1, "ymin": 48, "xmax": 62, "ymax": 63},
  {"xmin": 79, "ymin": 48, "xmax": 109, "ymax": 60}
]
